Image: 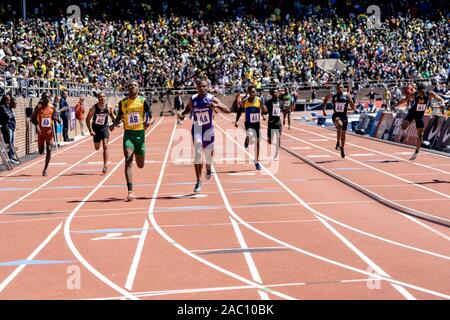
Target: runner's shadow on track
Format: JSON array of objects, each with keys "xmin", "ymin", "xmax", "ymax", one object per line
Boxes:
[
  {"xmin": 7, "ymin": 211, "xmax": 65, "ymax": 216},
  {"xmin": 61, "ymin": 173, "xmax": 97, "ymax": 177},
  {"xmin": 363, "ymin": 160, "xmax": 400, "ymax": 163},
  {"xmin": 7, "ymin": 174, "xmax": 36, "ymax": 177},
  {"xmin": 67, "ymin": 198, "xmax": 125, "ymax": 203},
  {"xmin": 214, "ymin": 169, "xmax": 254, "ymax": 174},
  {"xmin": 67, "ymin": 196, "xmax": 175, "ymax": 203},
  {"xmin": 315, "ymin": 160, "xmax": 340, "ymax": 164},
  {"xmin": 414, "ymin": 179, "xmax": 450, "ymax": 185}
]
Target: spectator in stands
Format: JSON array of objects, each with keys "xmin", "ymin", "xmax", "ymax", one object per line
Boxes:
[
  {"xmin": 383, "ymin": 87, "xmax": 392, "ymax": 110},
  {"xmin": 0, "ymin": 3, "xmax": 448, "ymax": 91},
  {"xmin": 311, "ymin": 88, "xmax": 316, "ymax": 102},
  {"xmin": 0, "ymin": 94, "xmax": 18, "ymax": 163},
  {"xmin": 75, "ymin": 96, "xmax": 86, "ymax": 136},
  {"xmin": 391, "ymin": 85, "xmax": 402, "ymax": 105}
]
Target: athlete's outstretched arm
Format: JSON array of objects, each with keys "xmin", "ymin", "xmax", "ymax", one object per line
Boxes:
[
  {"xmin": 110, "ymin": 101, "xmax": 123, "ymax": 131},
  {"xmin": 348, "ymin": 94, "xmax": 355, "ymax": 110},
  {"xmin": 235, "ymin": 101, "xmax": 245, "ymax": 126},
  {"xmin": 211, "ymin": 97, "xmax": 230, "ymax": 114},
  {"xmin": 179, "ymin": 98, "xmax": 192, "ymax": 120},
  {"xmin": 392, "ymin": 94, "xmax": 413, "ymax": 110},
  {"xmin": 144, "ymin": 100, "xmax": 152, "ymax": 130},
  {"xmin": 429, "ymin": 92, "xmax": 446, "ymax": 115},
  {"xmin": 85, "ymin": 106, "xmax": 95, "ymax": 136},
  {"xmin": 108, "ymin": 106, "xmax": 116, "ymax": 123},
  {"xmin": 30, "ymin": 104, "xmax": 39, "ymax": 127}
]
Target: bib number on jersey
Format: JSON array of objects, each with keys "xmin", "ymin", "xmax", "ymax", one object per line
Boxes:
[
  {"xmin": 196, "ymin": 111, "xmax": 211, "ymax": 126},
  {"xmin": 250, "ymin": 113, "xmax": 260, "ymax": 123},
  {"xmin": 272, "ymin": 104, "xmax": 281, "ymax": 117},
  {"xmin": 41, "ymin": 117, "xmax": 51, "ymax": 128},
  {"xmin": 416, "ymin": 104, "xmax": 427, "ymax": 112},
  {"xmin": 128, "ymin": 112, "xmax": 141, "ymax": 125},
  {"xmin": 335, "ymin": 102, "xmax": 346, "ymax": 112},
  {"xmin": 95, "ymin": 114, "xmax": 107, "ymax": 125}
]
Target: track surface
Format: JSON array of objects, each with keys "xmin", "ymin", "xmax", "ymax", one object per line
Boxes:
[{"xmin": 0, "ymin": 114, "xmax": 448, "ymax": 300}]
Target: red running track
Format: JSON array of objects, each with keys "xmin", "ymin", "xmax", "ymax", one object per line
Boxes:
[{"xmin": 0, "ymin": 114, "xmax": 448, "ymax": 300}]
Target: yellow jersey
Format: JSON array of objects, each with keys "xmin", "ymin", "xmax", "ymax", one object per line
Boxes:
[{"xmin": 119, "ymin": 96, "xmax": 148, "ymax": 131}]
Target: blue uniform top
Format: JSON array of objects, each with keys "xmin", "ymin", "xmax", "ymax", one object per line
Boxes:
[
  {"xmin": 411, "ymin": 91, "xmax": 430, "ymax": 113},
  {"xmin": 191, "ymin": 93, "xmax": 214, "ymax": 130},
  {"xmin": 332, "ymin": 93, "xmax": 350, "ymax": 115}
]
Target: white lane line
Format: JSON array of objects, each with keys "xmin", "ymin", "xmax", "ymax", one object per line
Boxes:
[
  {"xmin": 89, "ymin": 278, "xmax": 375, "ymax": 300},
  {"xmin": 290, "ymin": 147, "xmax": 311, "ymax": 150},
  {"xmin": 398, "ymin": 213, "xmax": 450, "ymax": 241},
  {"xmin": 307, "ymin": 155, "xmax": 331, "ymax": 158},
  {"xmin": 0, "ymin": 133, "xmax": 124, "ymax": 215},
  {"xmin": 125, "ymin": 121, "xmax": 291, "ymax": 299},
  {"xmin": 310, "ymin": 139, "xmax": 329, "ymax": 142},
  {"xmin": 124, "ymin": 121, "xmax": 177, "ymax": 291},
  {"xmin": 190, "ymin": 246, "xmax": 287, "ymax": 254},
  {"xmin": 145, "ymin": 125, "xmax": 295, "ymax": 300},
  {"xmin": 220, "ymin": 136, "xmax": 450, "ymax": 298},
  {"xmin": 291, "ymin": 124, "xmax": 450, "ymax": 175},
  {"xmin": 396, "ymin": 173, "xmax": 445, "ymax": 176},
  {"xmin": 216, "ymin": 122, "xmax": 415, "ymax": 300},
  {"xmin": 276, "ymin": 124, "xmax": 450, "ymax": 202},
  {"xmin": 224, "ymin": 115, "xmax": 450, "ymax": 252},
  {"xmin": 229, "ymin": 216, "xmax": 269, "ymax": 300},
  {"xmin": 0, "ymin": 136, "xmax": 91, "ymax": 182},
  {"xmin": 64, "ymin": 117, "xmax": 165, "ymax": 301},
  {"xmin": 149, "ymin": 209, "xmax": 297, "ymax": 300},
  {"xmin": 0, "ymin": 223, "xmax": 62, "ymax": 292}
]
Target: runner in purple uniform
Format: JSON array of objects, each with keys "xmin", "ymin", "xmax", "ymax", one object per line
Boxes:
[{"xmin": 179, "ymin": 79, "xmax": 230, "ymax": 192}]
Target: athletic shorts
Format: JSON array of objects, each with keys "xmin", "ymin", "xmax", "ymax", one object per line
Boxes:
[
  {"xmin": 38, "ymin": 131, "xmax": 54, "ymax": 148},
  {"xmin": 404, "ymin": 111, "xmax": 425, "ymax": 129},
  {"xmin": 123, "ymin": 130, "xmax": 146, "ymax": 156},
  {"xmin": 332, "ymin": 113, "xmax": 348, "ymax": 131},
  {"xmin": 191, "ymin": 124, "xmax": 214, "ymax": 149},
  {"xmin": 93, "ymin": 127, "xmax": 110, "ymax": 143},
  {"xmin": 267, "ymin": 122, "xmax": 282, "ymax": 140},
  {"xmin": 282, "ymin": 105, "xmax": 291, "ymax": 114},
  {"xmin": 245, "ymin": 121, "xmax": 260, "ymax": 139}
]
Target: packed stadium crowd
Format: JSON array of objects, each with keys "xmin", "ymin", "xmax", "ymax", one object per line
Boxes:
[{"xmin": 0, "ymin": 0, "xmax": 448, "ymax": 92}]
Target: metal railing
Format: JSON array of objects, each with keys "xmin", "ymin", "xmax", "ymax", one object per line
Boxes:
[
  {"xmin": 0, "ymin": 74, "xmax": 123, "ymax": 99},
  {"xmin": 1, "ymin": 72, "xmax": 442, "ymax": 100}
]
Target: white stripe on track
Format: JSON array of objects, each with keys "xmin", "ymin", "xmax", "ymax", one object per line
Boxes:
[
  {"xmin": 0, "ymin": 136, "xmax": 91, "ymax": 182},
  {"xmin": 291, "ymin": 124, "xmax": 450, "ymax": 175},
  {"xmin": 215, "ymin": 124, "xmax": 416, "ymax": 299},
  {"xmin": 0, "ymin": 223, "xmax": 62, "ymax": 292},
  {"xmin": 64, "ymin": 117, "xmax": 165, "ymax": 300},
  {"xmin": 124, "ymin": 120, "xmax": 177, "ymax": 290},
  {"xmin": 0, "ymin": 134, "xmax": 124, "ymax": 215}
]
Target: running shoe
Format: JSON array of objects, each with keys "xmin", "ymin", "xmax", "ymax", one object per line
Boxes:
[
  {"xmin": 102, "ymin": 166, "xmax": 108, "ymax": 174},
  {"xmin": 205, "ymin": 169, "xmax": 212, "ymax": 181},
  {"xmin": 42, "ymin": 170, "xmax": 48, "ymax": 177},
  {"xmin": 340, "ymin": 148, "xmax": 345, "ymax": 159},
  {"xmin": 410, "ymin": 151, "xmax": 418, "ymax": 161},
  {"xmin": 335, "ymin": 142, "xmax": 340, "ymax": 150},
  {"xmin": 127, "ymin": 192, "xmax": 136, "ymax": 202},
  {"xmin": 255, "ymin": 162, "xmax": 261, "ymax": 170},
  {"xmin": 194, "ymin": 181, "xmax": 202, "ymax": 193}
]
